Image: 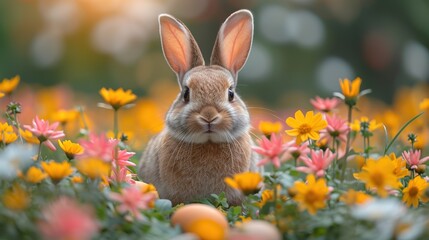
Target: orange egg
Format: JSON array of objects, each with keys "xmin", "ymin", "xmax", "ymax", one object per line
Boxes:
[{"xmin": 171, "ymin": 204, "xmax": 229, "ymax": 240}]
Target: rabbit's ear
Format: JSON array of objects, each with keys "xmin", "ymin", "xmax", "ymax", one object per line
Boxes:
[
  {"xmin": 210, "ymin": 10, "xmax": 253, "ymax": 80},
  {"xmin": 159, "ymin": 14, "xmax": 204, "ymax": 83}
]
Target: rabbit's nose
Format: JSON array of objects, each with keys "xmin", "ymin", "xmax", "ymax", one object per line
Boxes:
[{"xmin": 199, "ymin": 106, "xmax": 219, "ymax": 122}]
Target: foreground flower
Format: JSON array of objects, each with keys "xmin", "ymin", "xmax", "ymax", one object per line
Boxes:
[
  {"xmin": 285, "ymin": 110, "xmax": 327, "ymax": 144},
  {"xmin": 340, "ymin": 189, "xmax": 372, "ymax": 206},
  {"xmin": 258, "ymin": 121, "xmax": 282, "ymax": 136},
  {"xmin": 310, "ymin": 96, "xmax": 340, "ymax": 113},
  {"xmin": 99, "ymin": 87, "xmax": 137, "ymax": 110},
  {"xmin": 252, "ymin": 134, "xmax": 286, "ymax": 168},
  {"xmin": 402, "ymin": 149, "xmax": 429, "ymax": 170},
  {"xmin": 187, "ymin": 219, "xmax": 226, "ymax": 240},
  {"xmin": 38, "ymin": 197, "xmax": 99, "ymax": 240},
  {"xmin": 41, "ymin": 161, "xmax": 74, "ymax": 184},
  {"xmin": 224, "ymin": 172, "xmax": 263, "ymax": 195},
  {"xmin": 419, "ymin": 98, "xmax": 429, "ymax": 111},
  {"xmin": 78, "ymin": 133, "xmax": 118, "ymax": 162},
  {"xmin": 0, "ymin": 75, "xmax": 20, "ymax": 95},
  {"xmin": 0, "ymin": 144, "xmax": 35, "ymax": 180},
  {"xmin": 58, "ymin": 140, "xmax": 83, "ymax": 160},
  {"xmin": 353, "ymin": 156, "xmax": 401, "ymax": 197},
  {"xmin": 320, "ymin": 114, "xmax": 349, "ymax": 144},
  {"xmin": 110, "ymin": 186, "xmax": 157, "ymax": 220},
  {"xmin": 23, "ymin": 116, "xmax": 65, "ymax": 151},
  {"xmin": 114, "ymin": 149, "xmax": 136, "ymax": 167},
  {"xmin": 296, "ymin": 149, "xmax": 336, "ymax": 178},
  {"xmin": 291, "ymin": 174, "xmax": 329, "ymax": 215},
  {"xmin": 22, "ymin": 166, "xmax": 47, "ymax": 184},
  {"xmin": 0, "ymin": 122, "xmax": 18, "ymax": 144},
  {"xmin": 76, "ymin": 158, "xmax": 111, "ymax": 180},
  {"xmin": 402, "ymin": 176, "xmax": 429, "ymax": 208},
  {"xmin": 337, "ymin": 77, "xmax": 367, "ymax": 107},
  {"xmin": 2, "ymin": 184, "xmax": 29, "ymax": 211}
]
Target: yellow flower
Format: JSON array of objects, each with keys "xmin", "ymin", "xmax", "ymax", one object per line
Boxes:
[
  {"xmin": 71, "ymin": 175, "xmax": 84, "ymax": 184},
  {"xmin": 0, "ymin": 122, "xmax": 18, "ymax": 144},
  {"xmin": 58, "ymin": 140, "xmax": 84, "ymax": 160},
  {"xmin": 340, "ymin": 189, "xmax": 372, "ymax": 206},
  {"xmin": 419, "ymin": 98, "xmax": 429, "ymax": 111},
  {"xmin": 2, "ymin": 184, "xmax": 29, "ymax": 211},
  {"xmin": 258, "ymin": 121, "xmax": 282, "ymax": 136},
  {"xmin": 41, "ymin": 161, "xmax": 74, "ymax": 184},
  {"xmin": 51, "ymin": 109, "xmax": 78, "ymax": 125},
  {"xmin": 186, "ymin": 219, "xmax": 226, "ymax": 240},
  {"xmin": 291, "ymin": 174, "xmax": 329, "ymax": 215},
  {"xmin": 353, "ymin": 156, "xmax": 402, "ymax": 197},
  {"xmin": 76, "ymin": 158, "xmax": 111, "ymax": 180},
  {"xmin": 22, "ymin": 166, "xmax": 47, "ymax": 184},
  {"xmin": 258, "ymin": 189, "xmax": 274, "ymax": 207},
  {"xmin": 20, "ymin": 129, "xmax": 40, "ymax": 144},
  {"xmin": 350, "ymin": 117, "xmax": 383, "ymax": 133},
  {"xmin": 402, "ymin": 176, "xmax": 429, "ymax": 208},
  {"xmin": 99, "ymin": 88, "xmax": 137, "ymax": 110},
  {"xmin": 285, "ymin": 110, "xmax": 327, "ymax": 144},
  {"xmin": 339, "ymin": 77, "xmax": 361, "ymax": 99},
  {"xmin": 0, "ymin": 75, "xmax": 20, "ymax": 94},
  {"xmin": 388, "ymin": 153, "xmax": 409, "ymax": 179},
  {"xmin": 224, "ymin": 172, "xmax": 263, "ymax": 195}
]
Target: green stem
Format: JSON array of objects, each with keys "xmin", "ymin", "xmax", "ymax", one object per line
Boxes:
[
  {"xmin": 341, "ymin": 105, "xmax": 353, "ymax": 182},
  {"xmin": 37, "ymin": 142, "xmax": 43, "ymax": 161},
  {"xmin": 331, "ymin": 138, "xmax": 337, "ymax": 181},
  {"xmin": 14, "ymin": 112, "xmax": 23, "ymax": 144},
  {"xmin": 113, "ymin": 109, "xmax": 119, "ymax": 182},
  {"xmin": 272, "ymin": 170, "xmax": 280, "ymax": 230}
]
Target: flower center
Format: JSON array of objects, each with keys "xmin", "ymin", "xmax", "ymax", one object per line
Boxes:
[
  {"xmin": 304, "ymin": 190, "xmax": 318, "ymax": 205},
  {"xmin": 298, "ymin": 124, "xmax": 311, "ymax": 134},
  {"xmin": 408, "ymin": 186, "xmax": 419, "ymax": 197},
  {"xmin": 370, "ymin": 172, "xmax": 384, "ymax": 187}
]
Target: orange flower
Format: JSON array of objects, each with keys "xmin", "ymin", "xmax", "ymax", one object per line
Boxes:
[{"xmin": 0, "ymin": 75, "xmax": 20, "ymax": 94}]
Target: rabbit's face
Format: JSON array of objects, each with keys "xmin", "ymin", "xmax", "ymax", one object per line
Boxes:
[{"xmin": 166, "ymin": 66, "xmax": 249, "ymax": 143}]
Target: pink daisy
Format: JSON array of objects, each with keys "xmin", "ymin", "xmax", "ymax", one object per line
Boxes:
[
  {"xmin": 252, "ymin": 134, "xmax": 287, "ymax": 168},
  {"xmin": 296, "ymin": 149, "xmax": 336, "ymax": 178},
  {"xmin": 24, "ymin": 116, "xmax": 65, "ymax": 151},
  {"xmin": 310, "ymin": 96, "xmax": 341, "ymax": 113}
]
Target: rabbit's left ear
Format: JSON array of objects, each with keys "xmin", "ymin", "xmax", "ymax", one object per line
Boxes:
[{"xmin": 210, "ymin": 10, "xmax": 253, "ymax": 80}]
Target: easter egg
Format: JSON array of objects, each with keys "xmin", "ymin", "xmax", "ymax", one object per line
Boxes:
[
  {"xmin": 171, "ymin": 204, "xmax": 229, "ymax": 240},
  {"xmin": 232, "ymin": 220, "xmax": 281, "ymax": 240}
]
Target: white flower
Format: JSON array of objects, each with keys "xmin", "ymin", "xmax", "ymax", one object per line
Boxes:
[{"xmin": 0, "ymin": 144, "xmax": 36, "ymax": 180}]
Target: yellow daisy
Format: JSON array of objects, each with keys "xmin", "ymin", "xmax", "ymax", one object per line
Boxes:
[
  {"xmin": 339, "ymin": 77, "xmax": 361, "ymax": 99},
  {"xmin": 41, "ymin": 161, "xmax": 74, "ymax": 184},
  {"xmin": 224, "ymin": 172, "xmax": 263, "ymax": 195},
  {"xmin": 20, "ymin": 129, "xmax": 40, "ymax": 144},
  {"xmin": 51, "ymin": 109, "xmax": 78, "ymax": 125},
  {"xmin": 353, "ymin": 156, "xmax": 402, "ymax": 197},
  {"xmin": 99, "ymin": 88, "xmax": 137, "ymax": 110},
  {"xmin": 388, "ymin": 153, "xmax": 409, "ymax": 179},
  {"xmin": 402, "ymin": 176, "xmax": 429, "ymax": 208},
  {"xmin": 340, "ymin": 189, "xmax": 372, "ymax": 206},
  {"xmin": 258, "ymin": 121, "xmax": 282, "ymax": 136},
  {"xmin": 0, "ymin": 75, "xmax": 20, "ymax": 95},
  {"xmin": 285, "ymin": 110, "xmax": 327, "ymax": 144},
  {"xmin": 2, "ymin": 184, "xmax": 29, "ymax": 211},
  {"xmin": 350, "ymin": 117, "xmax": 383, "ymax": 133},
  {"xmin": 291, "ymin": 174, "xmax": 329, "ymax": 215},
  {"xmin": 22, "ymin": 166, "xmax": 47, "ymax": 184},
  {"xmin": 58, "ymin": 140, "xmax": 84, "ymax": 160},
  {"xmin": 76, "ymin": 158, "xmax": 111, "ymax": 180},
  {"xmin": 0, "ymin": 122, "xmax": 18, "ymax": 144}
]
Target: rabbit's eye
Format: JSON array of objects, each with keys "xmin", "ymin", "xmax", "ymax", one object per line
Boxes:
[
  {"xmin": 183, "ymin": 86, "xmax": 190, "ymax": 103},
  {"xmin": 228, "ymin": 88, "xmax": 234, "ymax": 102}
]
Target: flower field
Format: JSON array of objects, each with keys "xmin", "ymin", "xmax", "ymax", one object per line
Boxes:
[{"xmin": 0, "ymin": 75, "xmax": 428, "ymax": 240}]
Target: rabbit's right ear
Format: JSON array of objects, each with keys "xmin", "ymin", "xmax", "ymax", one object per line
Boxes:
[{"xmin": 159, "ymin": 14, "xmax": 204, "ymax": 84}]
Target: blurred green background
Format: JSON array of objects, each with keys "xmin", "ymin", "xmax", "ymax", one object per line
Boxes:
[{"xmin": 1, "ymin": 0, "xmax": 429, "ymax": 108}]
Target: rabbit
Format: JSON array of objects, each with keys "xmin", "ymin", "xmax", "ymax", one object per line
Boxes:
[{"xmin": 138, "ymin": 9, "xmax": 259, "ymax": 206}]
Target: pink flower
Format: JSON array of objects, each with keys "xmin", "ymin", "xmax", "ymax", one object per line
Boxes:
[
  {"xmin": 296, "ymin": 149, "xmax": 336, "ymax": 177},
  {"xmin": 252, "ymin": 134, "xmax": 287, "ymax": 168},
  {"xmin": 310, "ymin": 96, "xmax": 341, "ymax": 113},
  {"xmin": 110, "ymin": 186, "xmax": 157, "ymax": 220},
  {"xmin": 320, "ymin": 115, "xmax": 350, "ymax": 144},
  {"xmin": 78, "ymin": 133, "xmax": 118, "ymax": 162},
  {"xmin": 402, "ymin": 149, "xmax": 429, "ymax": 170},
  {"xmin": 24, "ymin": 116, "xmax": 65, "ymax": 151},
  {"xmin": 38, "ymin": 197, "xmax": 99, "ymax": 240},
  {"xmin": 281, "ymin": 140, "xmax": 310, "ymax": 162},
  {"xmin": 110, "ymin": 166, "xmax": 136, "ymax": 184},
  {"xmin": 114, "ymin": 149, "xmax": 136, "ymax": 167}
]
